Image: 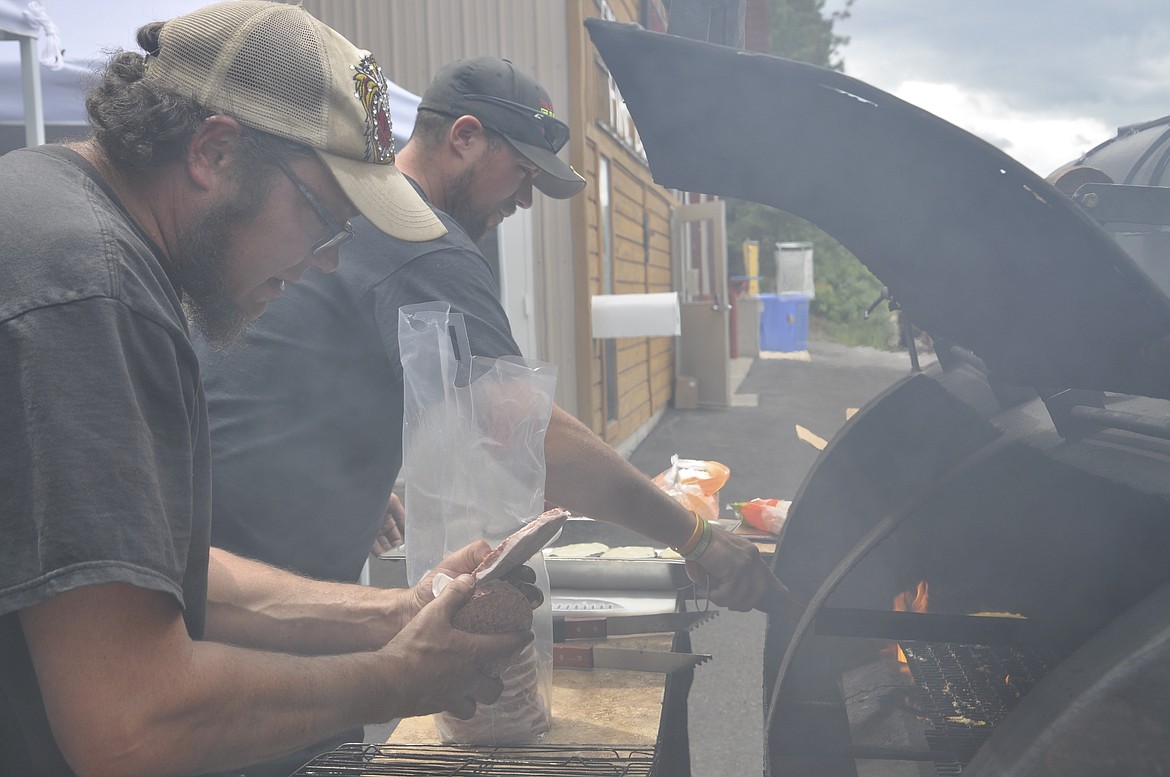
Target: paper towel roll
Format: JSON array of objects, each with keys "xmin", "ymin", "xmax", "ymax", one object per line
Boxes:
[{"xmin": 590, "ymin": 292, "xmax": 681, "ymax": 338}]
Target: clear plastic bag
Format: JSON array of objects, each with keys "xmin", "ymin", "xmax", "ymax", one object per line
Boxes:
[
  {"xmin": 398, "ymin": 302, "xmax": 558, "ymax": 744},
  {"xmin": 651, "ymin": 454, "xmax": 731, "ymax": 521}
]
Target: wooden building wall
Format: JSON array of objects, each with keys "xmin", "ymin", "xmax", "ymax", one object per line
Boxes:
[{"xmin": 569, "ymin": 0, "xmax": 680, "ymax": 444}]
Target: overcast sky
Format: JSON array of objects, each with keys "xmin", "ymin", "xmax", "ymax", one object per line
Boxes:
[
  {"xmin": 823, "ymin": 0, "xmax": 1170, "ymax": 176},
  {"xmin": 15, "ymin": 0, "xmax": 1170, "ymax": 177}
]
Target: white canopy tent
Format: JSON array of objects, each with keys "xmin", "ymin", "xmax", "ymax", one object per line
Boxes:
[
  {"xmin": 0, "ymin": 0, "xmax": 420, "ymax": 155},
  {"xmin": 2, "ymin": 0, "xmax": 56, "ymax": 146}
]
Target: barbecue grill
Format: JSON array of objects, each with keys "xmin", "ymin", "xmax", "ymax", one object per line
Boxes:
[{"xmin": 586, "ymin": 18, "xmax": 1170, "ymax": 777}]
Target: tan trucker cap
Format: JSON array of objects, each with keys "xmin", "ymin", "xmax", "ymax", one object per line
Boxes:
[{"xmin": 144, "ymin": 0, "xmax": 445, "ymax": 242}]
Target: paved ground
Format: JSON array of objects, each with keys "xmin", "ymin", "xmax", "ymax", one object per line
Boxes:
[{"xmin": 626, "ymin": 341, "xmax": 922, "ymax": 776}]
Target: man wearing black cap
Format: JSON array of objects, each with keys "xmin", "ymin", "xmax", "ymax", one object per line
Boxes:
[
  {"xmin": 198, "ymin": 58, "xmax": 786, "ymax": 630},
  {"xmin": 412, "ymin": 55, "xmax": 587, "ymax": 212}
]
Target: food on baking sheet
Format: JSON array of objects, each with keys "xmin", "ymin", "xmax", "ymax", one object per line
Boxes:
[
  {"xmin": 544, "ymin": 542, "xmax": 685, "ymax": 559},
  {"xmin": 599, "ymin": 546, "xmax": 658, "ymax": 559},
  {"xmin": 543, "ymin": 542, "xmax": 609, "ymax": 558}
]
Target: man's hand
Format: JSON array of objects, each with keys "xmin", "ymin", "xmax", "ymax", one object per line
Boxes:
[
  {"xmin": 685, "ymin": 528, "xmax": 800, "ymax": 614},
  {"xmin": 371, "ymin": 493, "xmax": 406, "ymax": 556},
  {"xmin": 402, "ymin": 540, "xmax": 493, "ymax": 618},
  {"xmin": 375, "ymin": 573, "xmax": 532, "ymax": 720}
]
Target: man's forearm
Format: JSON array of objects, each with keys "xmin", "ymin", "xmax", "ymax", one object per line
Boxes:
[
  {"xmin": 22, "ymin": 583, "xmax": 408, "ymax": 777},
  {"xmin": 23, "ymin": 579, "xmax": 518, "ymax": 777},
  {"xmin": 542, "ymin": 405, "xmax": 696, "ymax": 549},
  {"xmin": 206, "ymin": 548, "xmax": 412, "ymax": 654},
  {"xmin": 542, "ymin": 404, "xmax": 789, "ymax": 613},
  {"xmin": 145, "ymin": 636, "xmax": 397, "ymax": 775}
]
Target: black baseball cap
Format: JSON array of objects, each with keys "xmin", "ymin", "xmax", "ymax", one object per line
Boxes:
[{"xmin": 418, "ymin": 57, "xmax": 586, "ymax": 199}]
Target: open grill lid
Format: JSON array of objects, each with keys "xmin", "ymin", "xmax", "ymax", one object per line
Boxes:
[{"xmin": 585, "ymin": 19, "xmax": 1170, "ymax": 400}]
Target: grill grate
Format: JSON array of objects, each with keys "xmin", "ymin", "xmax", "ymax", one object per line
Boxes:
[
  {"xmin": 901, "ymin": 642, "xmax": 1052, "ymax": 774},
  {"xmin": 290, "ymin": 743, "xmax": 657, "ymax": 776}
]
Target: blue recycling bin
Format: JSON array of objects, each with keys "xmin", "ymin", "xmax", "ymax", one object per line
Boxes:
[{"xmin": 759, "ymin": 293, "xmax": 810, "ymax": 352}]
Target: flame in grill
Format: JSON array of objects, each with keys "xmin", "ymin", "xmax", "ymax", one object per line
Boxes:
[
  {"xmin": 895, "ymin": 580, "xmax": 929, "ymax": 612},
  {"xmin": 891, "ymin": 580, "xmax": 929, "ymax": 665}
]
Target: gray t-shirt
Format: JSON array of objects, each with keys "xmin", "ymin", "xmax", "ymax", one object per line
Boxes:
[
  {"xmin": 0, "ymin": 146, "xmax": 212, "ymax": 775},
  {"xmin": 197, "ymin": 183, "xmax": 519, "ymax": 584}
]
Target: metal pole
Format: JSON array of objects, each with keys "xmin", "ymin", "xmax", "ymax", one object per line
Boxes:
[{"xmin": 19, "ymin": 35, "xmax": 46, "ymax": 148}]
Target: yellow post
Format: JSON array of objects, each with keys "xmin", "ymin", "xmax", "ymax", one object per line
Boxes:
[{"xmin": 743, "ymin": 239, "xmax": 760, "ymax": 296}]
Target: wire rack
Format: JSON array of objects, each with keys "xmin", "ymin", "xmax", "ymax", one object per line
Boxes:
[
  {"xmin": 901, "ymin": 642, "xmax": 1052, "ymax": 774},
  {"xmin": 290, "ymin": 743, "xmax": 658, "ymax": 776}
]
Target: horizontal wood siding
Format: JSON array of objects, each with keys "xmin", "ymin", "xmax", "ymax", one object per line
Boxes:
[{"xmin": 571, "ymin": 0, "xmax": 681, "ymax": 443}]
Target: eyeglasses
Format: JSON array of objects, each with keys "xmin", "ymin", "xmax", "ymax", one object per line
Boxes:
[
  {"xmin": 274, "ymin": 158, "xmax": 355, "ymax": 255},
  {"xmin": 463, "ymin": 93, "xmax": 570, "ymax": 154}
]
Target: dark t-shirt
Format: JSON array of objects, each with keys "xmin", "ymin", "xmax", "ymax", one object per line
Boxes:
[
  {"xmin": 0, "ymin": 146, "xmax": 212, "ymax": 775},
  {"xmin": 198, "ymin": 183, "xmax": 519, "ymax": 584}
]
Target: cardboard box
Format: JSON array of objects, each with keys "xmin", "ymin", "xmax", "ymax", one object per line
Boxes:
[{"xmin": 674, "ymin": 375, "xmax": 698, "ymax": 409}]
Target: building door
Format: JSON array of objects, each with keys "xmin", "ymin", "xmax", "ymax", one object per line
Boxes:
[{"xmin": 672, "ymin": 199, "xmax": 731, "ymax": 406}]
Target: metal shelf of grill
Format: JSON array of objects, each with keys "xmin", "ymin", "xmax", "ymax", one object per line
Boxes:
[{"xmin": 290, "ymin": 743, "xmax": 658, "ymax": 776}]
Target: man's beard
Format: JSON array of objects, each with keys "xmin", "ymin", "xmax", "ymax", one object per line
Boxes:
[
  {"xmin": 443, "ymin": 165, "xmax": 513, "ymax": 243},
  {"xmin": 174, "ymin": 182, "xmax": 266, "ymax": 348}
]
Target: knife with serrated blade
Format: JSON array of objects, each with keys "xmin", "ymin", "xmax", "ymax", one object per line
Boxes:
[
  {"xmin": 553, "ymin": 610, "xmax": 718, "ymax": 642},
  {"xmin": 552, "ymin": 644, "xmax": 711, "ymax": 673}
]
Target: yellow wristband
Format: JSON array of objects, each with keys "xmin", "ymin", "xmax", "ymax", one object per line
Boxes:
[
  {"xmin": 673, "ymin": 514, "xmax": 708, "ymax": 556},
  {"xmin": 682, "ymin": 519, "xmax": 714, "ymax": 561}
]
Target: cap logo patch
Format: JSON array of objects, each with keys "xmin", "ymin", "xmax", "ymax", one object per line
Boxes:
[
  {"xmin": 352, "ymin": 55, "xmax": 395, "ymax": 164},
  {"xmin": 539, "ymin": 98, "xmax": 557, "ymax": 119}
]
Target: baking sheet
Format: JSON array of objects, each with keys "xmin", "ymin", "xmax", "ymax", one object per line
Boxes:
[
  {"xmin": 545, "ymin": 556, "xmax": 690, "ymax": 591},
  {"xmin": 544, "ymin": 517, "xmax": 690, "ymax": 591}
]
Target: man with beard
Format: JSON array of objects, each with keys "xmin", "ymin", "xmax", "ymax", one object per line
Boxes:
[
  {"xmin": 199, "ymin": 58, "xmax": 790, "ymax": 613},
  {"xmin": 0, "ymin": 6, "xmax": 532, "ymax": 777}
]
